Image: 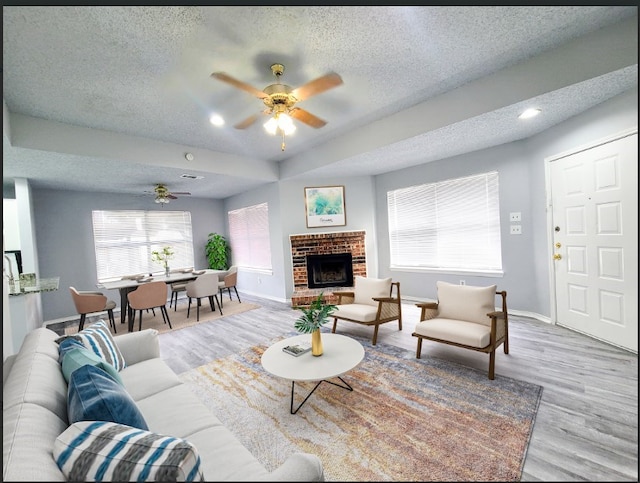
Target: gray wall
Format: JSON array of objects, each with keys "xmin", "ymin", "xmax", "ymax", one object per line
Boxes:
[
  {"xmin": 33, "ymin": 191, "xmax": 225, "ymax": 321},
  {"xmin": 375, "ymin": 88, "xmax": 637, "ymax": 316},
  {"xmin": 16, "ymin": 88, "xmax": 638, "ymax": 323}
]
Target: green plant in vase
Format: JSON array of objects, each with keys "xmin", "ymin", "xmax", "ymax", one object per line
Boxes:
[
  {"xmin": 294, "ymin": 292, "xmax": 337, "ymax": 356},
  {"xmin": 205, "ymin": 233, "xmax": 230, "ymax": 270},
  {"xmin": 151, "ymin": 246, "xmax": 174, "ymax": 276}
]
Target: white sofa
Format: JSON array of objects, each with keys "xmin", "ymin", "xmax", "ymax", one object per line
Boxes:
[{"xmin": 3, "ymin": 326, "xmax": 324, "ymax": 481}]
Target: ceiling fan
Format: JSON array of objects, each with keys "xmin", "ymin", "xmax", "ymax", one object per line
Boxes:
[
  {"xmin": 211, "ymin": 63, "xmax": 343, "ymax": 150},
  {"xmin": 144, "ymin": 184, "xmax": 191, "ymax": 204}
]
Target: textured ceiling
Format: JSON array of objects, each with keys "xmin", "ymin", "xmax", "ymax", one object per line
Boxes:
[{"xmin": 3, "ymin": 6, "xmax": 638, "ymax": 200}]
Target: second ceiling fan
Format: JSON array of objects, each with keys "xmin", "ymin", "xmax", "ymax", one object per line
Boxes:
[{"xmin": 211, "ymin": 63, "xmax": 343, "ymax": 150}]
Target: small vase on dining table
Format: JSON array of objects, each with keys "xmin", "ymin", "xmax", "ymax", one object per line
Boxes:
[{"xmin": 311, "ymin": 329, "xmax": 323, "ymax": 357}]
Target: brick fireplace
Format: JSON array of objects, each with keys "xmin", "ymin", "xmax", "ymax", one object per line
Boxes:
[{"xmin": 290, "ymin": 230, "xmax": 366, "ymax": 306}]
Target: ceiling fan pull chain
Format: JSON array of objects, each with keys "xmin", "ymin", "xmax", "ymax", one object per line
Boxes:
[{"xmin": 281, "ymin": 131, "xmax": 286, "ymax": 151}]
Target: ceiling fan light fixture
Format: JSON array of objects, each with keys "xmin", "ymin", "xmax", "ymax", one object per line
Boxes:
[
  {"xmin": 155, "ymin": 195, "xmax": 169, "ymax": 204},
  {"xmin": 264, "ymin": 112, "xmax": 296, "ymax": 136}
]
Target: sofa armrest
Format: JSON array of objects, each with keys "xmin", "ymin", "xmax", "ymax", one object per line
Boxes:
[
  {"xmin": 113, "ymin": 329, "xmax": 160, "ymax": 365},
  {"xmin": 258, "ymin": 452, "xmax": 324, "ymax": 481},
  {"xmin": 3, "ymin": 354, "xmax": 18, "ymax": 388}
]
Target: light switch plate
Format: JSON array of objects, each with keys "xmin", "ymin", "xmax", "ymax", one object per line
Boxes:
[{"xmin": 509, "ymin": 212, "xmax": 521, "ymax": 222}]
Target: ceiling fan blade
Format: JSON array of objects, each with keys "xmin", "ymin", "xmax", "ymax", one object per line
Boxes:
[
  {"xmin": 289, "ymin": 107, "xmax": 327, "ymax": 128},
  {"xmin": 233, "ymin": 112, "xmax": 262, "ymax": 129},
  {"xmin": 166, "ymin": 194, "xmax": 178, "ymax": 200},
  {"xmin": 170, "ymin": 192, "xmax": 191, "ymax": 195},
  {"xmin": 211, "ymin": 72, "xmax": 268, "ymax": 99},
  {"xmin": 291, "ymin": 72, "xmax": 343, "ymax": 101}
]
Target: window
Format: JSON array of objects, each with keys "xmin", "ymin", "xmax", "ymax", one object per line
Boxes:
[
  {"xmin": 387, "ymin": 171, "xmax": 502, "ymax": 274},
  {"xmin": 92, "ymin": 210, "xmax": 194, "ymax": 282},
  {"xmin": 228, "ymin": 202, "xmax": 272, "ymax": 272}
]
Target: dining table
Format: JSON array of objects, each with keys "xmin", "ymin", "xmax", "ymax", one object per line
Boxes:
[{"xmin": 97, "ymin": 269, "xmax": 228, "ymax": 327}]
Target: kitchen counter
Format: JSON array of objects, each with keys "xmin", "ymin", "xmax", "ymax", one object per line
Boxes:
[{"xmin": 7, "ymin": 276, "xmax": 60, "ymax": 296}]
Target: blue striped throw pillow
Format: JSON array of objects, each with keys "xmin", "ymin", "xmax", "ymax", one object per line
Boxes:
[
  {"xmin": 54, "ymin": 421, "xmax": 205, "ymax": 482},
  {"xmin": 78, "ymin": 319, "xmax": 127, "ymax": 371}
]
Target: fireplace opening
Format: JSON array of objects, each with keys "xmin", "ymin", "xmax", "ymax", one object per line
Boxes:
[{"xmin": 306, "ymin": 253, "xmax": 353, "ymax": 289}]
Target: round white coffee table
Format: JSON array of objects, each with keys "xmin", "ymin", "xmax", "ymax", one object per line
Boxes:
[{"xmin": 261, "ymin": 333, "xmax": 365, "ymax": 414}]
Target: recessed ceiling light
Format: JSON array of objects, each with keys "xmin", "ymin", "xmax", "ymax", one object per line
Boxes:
[
  {"xmin": 519, "ymin": 108, "xmax": 541, "ymax": 119},
  {"xmin": 209, "ymin": 114, "xmax": 225, "ymax": 126}
]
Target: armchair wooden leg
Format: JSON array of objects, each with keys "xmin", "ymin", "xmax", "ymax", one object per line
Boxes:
[
  {"xmin": 332, "ymin": 318, "xmax": 338, "ymax": 333},
  {"xmin": 398, "ymin": 317, "xmax": 402, "ymax": 331},
  {"xmin": 488, "ymin": 350, "xmax": 496, "ymax": 380},
  {"xmin": 416, "ymin": 338, "xmax": 423, "ymax": 359},
  {"xmin": 372, "ymin": 325, "xmax": 379, "ymax": 345},
  {"xmin": 79, "ymin": 314, "xmax": 87, "ymax": 331}
]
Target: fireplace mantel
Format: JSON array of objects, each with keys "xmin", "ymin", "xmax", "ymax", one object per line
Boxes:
[{"xmin": 290, "ymin": 230, "xmax": 366, "ymax": 306}]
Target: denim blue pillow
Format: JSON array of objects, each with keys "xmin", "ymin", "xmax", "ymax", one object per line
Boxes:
[
  {"xmin": 67, "ymin": 365, "xmax": 148, "ymax": 430},
  {"xmin": 61, "ymin": 347, "xmax": 124, "ymax": 386}
]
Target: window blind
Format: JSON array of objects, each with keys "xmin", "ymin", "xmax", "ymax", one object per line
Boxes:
[
  {"xmin": 92, "ymin": 210, "xmax": 194, "ymax": 282},
  {"xmin": 228, "ymin": 202, "xmax": 272, "ymax": 271},
  {"xmin": 387, "ymin": 171, "xmax": 503, "ymax": 273}
]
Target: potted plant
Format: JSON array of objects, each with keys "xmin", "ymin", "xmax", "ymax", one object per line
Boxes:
[
  {"xmin": 205, "ymin": 233, "xmax": 230, "ymax": 270},
  {"xmin": 151, "ymin": 246, "xmax": 174, "ymax": 276},
  {"xmin": 293, "ymin": 292, "xmax": 337, "ymax": 356}
]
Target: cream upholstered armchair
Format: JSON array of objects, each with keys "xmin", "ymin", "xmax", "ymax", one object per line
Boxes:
[
  {"xmin": 413, "ymin": 281, "xmax": 509, "ymax": 380},
  {"xmin": 331, "ymin": 276, "xmax": 402, "ymax": 345}
]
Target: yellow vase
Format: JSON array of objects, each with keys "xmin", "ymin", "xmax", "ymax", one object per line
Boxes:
[{"xmin": 311, "ymin": 329, "xmax": 323, "ymax": 356}]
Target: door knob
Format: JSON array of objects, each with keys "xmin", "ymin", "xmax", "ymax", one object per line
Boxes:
[{"xmin": 553, "ymin": 253, "xmax": 562, "ymax": 260}]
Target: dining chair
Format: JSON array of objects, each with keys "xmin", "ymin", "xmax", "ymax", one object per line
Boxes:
[
  {"xmin": 69, "ymin": 287, "xmax": 118, "ymax": 333},
  {"xmin": 127, "ymin": 281, "xmax": 172, "ymax": 332},
  {"xmin": 185, "ymin": 273, "xmax": 223, "ymax": 322},
  {"xmin": 218, "ymin": 265, "xmax": 241, "ymax": 309},
  {"xmin": 169, "ymin": 281, "xmax": 188, "ymax": 310}
]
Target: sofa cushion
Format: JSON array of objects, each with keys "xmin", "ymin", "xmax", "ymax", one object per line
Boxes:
[
  {"xmin": 78, "ymin": 320, "xmax": 127, "ymax": 371},
  {"xmin": 53, "ymin": 421, "xmax": 205, "ymax": 482},
  {"xmin": 353, "ymin": 276, "xmax": 392, "ymax": 306},
  {"xmin": 61, "ymin": 347, "xmax": 124, "ymax": 386},
  {"xmin": 436, "ymin": 281, "xmax": 497, "ymax": 326},
  {"xmin": 67, "ymin": 365, "xmax": 148, "ymax": 430}
]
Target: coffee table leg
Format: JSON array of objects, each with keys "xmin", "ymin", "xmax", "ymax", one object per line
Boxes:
[{"xmin": 290, "ymin": 377, "xmax": 353, "ymax": 414}]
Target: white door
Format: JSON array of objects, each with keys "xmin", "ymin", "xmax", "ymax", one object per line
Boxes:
[{"xmin": 549, "ymin": 131, "xmax": 637, "ymax": 352}]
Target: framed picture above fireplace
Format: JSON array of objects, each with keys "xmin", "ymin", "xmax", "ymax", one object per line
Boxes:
[{"xmin": 304, "ymin": 185, "xmax": 346, "ymax": 228}]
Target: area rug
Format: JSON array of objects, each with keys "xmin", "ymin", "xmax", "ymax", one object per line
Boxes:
[
  {"xmin": 179, "ymin": 334, "xmax": 542, "ymax": 481},
  {"xmin": 62, "ymin": 300, "xmax": 260, "ymax": 335}
]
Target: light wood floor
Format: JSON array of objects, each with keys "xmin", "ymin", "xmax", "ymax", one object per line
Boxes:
[{"xmin": 158, "ymin": 293, "xmax": 638, "ymax": 482}]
